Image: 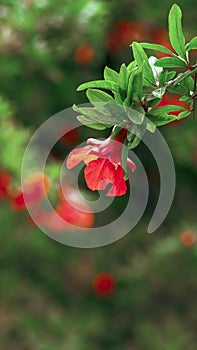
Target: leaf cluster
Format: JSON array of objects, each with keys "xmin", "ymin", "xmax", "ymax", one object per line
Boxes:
[{"xmin": 73, "ymin": 4, "xmax": 197, "ymax": 149}]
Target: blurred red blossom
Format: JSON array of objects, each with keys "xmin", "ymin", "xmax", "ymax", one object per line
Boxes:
[
  {"xmin": 106, "ymin": 20, "xmax": 151, "ymax": 53},
  {"xmin": 75, "ymin": 44, "xmax": 94, "ymax": 65},
  {"xmin": 40, "ymin": 186, "xmax": 94, "ymax": 232},
  {"xmin": 0, "ymin": 171, "xmax": 12, "ymax": 200},
  {"xmin": 9, "ymin": 173, "xmax": 50, "ymax": 211},
  {"xmin": 92, "ymin": 272, "xmax": 117, "ymax": 298},
  {"xmin": 60, "ymin": 128, "xmax": 80, "ymax": 147},
  {"xmin": 180, "ymin": 230, "xmax": 197, "ymax": 248}
]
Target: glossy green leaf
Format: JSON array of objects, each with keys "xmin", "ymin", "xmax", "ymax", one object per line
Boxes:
[
  {"xmin": 150, "ymin": 105, "xmax": 186, "ymax": 114},
  {"xmin": 147, "ymin": 98, "xmax": 161, "ymax": 108},
  {"xmin": 177, "ymin": 110, "xmax": 191, "ymax": 119},
  {"xmin": 118, "ymin": 63, "xmax": 128, "ymax": 100},
  {"xmin": 77, "ymin": 80, "xmax": 119, "ymax": 93},
  {"xmin": 127, "ymin": 61, "xmax": 137, "ymax": 71},
  {"xmin": 124, "ymin": 68, "xmax": 138, "ymax": 106},
  {"xmin": 104, "ymin": 66, "xmax": 119, "ymax": 83},
  {"xmin": 128, "ymin": 135, "xmax": 141, "ymax": 149},
  {"xmin": 127, "ymin": 123, "xmax": 147, "ymax": 148},
  {"xmin": 132, "ymin": 42, "xmax": 155, "ymax": 85},
  {"xmin": 139, "ymin": 42, "xmax": 174, "ymax": 56},
  {"xmin": 185, "ymin": 36, "xmax": 197, "ymax": 51},
  {"xmin": 77, "ymin": 116, "xmax": 108, "ymax": 130},
  {"xmin": 146, "ymin": 113, "xmax": 177, "ymax": 126},
  {"xmin": 158, "ymin": 70, "xmax": 168, "ymax": 86},
  {"xmin": 146, "ymin": 119, "xmax": 156, "ymax": 133},
  {"xmin": 154, "ymin": 57, "xmax": 187, "ymax": 68},
  {"xmin": 172, "ymin": 66, "xmax": 197, "ymax": 85},
  {"xmin": 127, "ymin": 108, "xmax": 144, "ymax": 125},
  {"xmin": 168, "ymin": 76, "xmax": 194, "ymax": 96},
  {"xmin": 101, "ymin": 103, "xmax": 128, "ymax": 122},
  {"xmin": 179, "ymin": 95, "xmax": 192, "ymax": 102},
  {"xmin": 86, "ymin": 89, "xmax": 114, "ymax": 104},
  {"xmin": 167, "ymin": 71, "xmax": 177, "ymax": 80},
  {"xmin": 168, "ymin": 4, "xmax": 186, "ymax": 59},
  {"xmin": 132, "ymin": 67, "xmax": 143, "ymax": 100},
  {"xmin": 73, "ymin": 104, "xmax": 117, "ymax": 125}
]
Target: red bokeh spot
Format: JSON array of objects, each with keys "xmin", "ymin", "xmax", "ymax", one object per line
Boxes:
[
  {"xmin": 180, "ymin": 230, "xmax": 197, "ymax": 248},
  {"xmin": 0, "ymin": 171, "xmax": 12, "ymax": 199},
  {"xmin": 75, "ymin": 44, "xmax": 94, "ymax": 65},
  {"xmin": 92, "ymin": 272, "xmax": 117, "ymax": 298},
  {"xmin": 106, "ymin": 20, "xmax": 151, "ymax": 53},
  {"xmin": 60, "ymin": 128, "xmax": 80, "ymax": 147},
  {"xmin": 9, "ymin": 190, "xmax": 26, "ymax": 212},
  {"xmin": 9, "ymin": 173, "xmax": 50, "ymax": 212},
  {"xmin": 41, "ymin": 186, "xmax": 94, "ymax": 232}
]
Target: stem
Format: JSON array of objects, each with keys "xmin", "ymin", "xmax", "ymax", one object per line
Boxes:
[{"xmin": 167, "ymin": 64, "xmax": 197, "ymax": 87}]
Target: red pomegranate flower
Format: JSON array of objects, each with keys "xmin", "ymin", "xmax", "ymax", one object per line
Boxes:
[
  {"xmin": 66, "ymin": 128, "xmax": 136, "ymax": 197},
  {"xmin": 92, "ymin": 272, "xmax": 117, "ymax": 298}
]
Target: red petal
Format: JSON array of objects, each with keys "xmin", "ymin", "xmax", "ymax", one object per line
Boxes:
[
  {"xmin": 66, "ymin": 145, "xmax": 98, "ymax": 169},
  {"xmin": 84, "ymin": 158, "xmax": 127, "ymax": 196}
]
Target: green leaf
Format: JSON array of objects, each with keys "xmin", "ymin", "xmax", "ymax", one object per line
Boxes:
[
  {"xmin": 179, "ymin": 95, "xmax": 192, "ymax": 102},
  {"xmin": 128, "ymin": 136, "xmax": 141, "ymax": 149},
  {"xmin": 132, "ymin": 67, "xmax": 143, "ymax": 100},
  {"xmin": 154, "ymin": 57, "xmax": 187, "ymax": 68},
  {"xmin": 168, "ymin": 76, "xmax": 194, "ymax": 96},
  {"xmin": 127, "ymin": 61, "xmax": 137, "ymax": 71},
  {"xmin": 127, "ymin": 108, "xmax": 144, "ymax": 125},
  {"xmin": 146, "ymin": 113, "xmax": 177, "ymax": 126},
  {"xmin": 118, "ymin": 63, "xmax": 128, "ymax": 100},
  {"xmin": 101, "ymin": 103, "xmax": 128, "ymax": 122},
  {"xmin": 150, "ymin": 105, "xmax": 186, "ymax": 114},
  {"xmin": 172, "ymin": 66, "xmax": 197, "ymax": 85},
  {"xmin": 124, "ymin": 68, "xmax": 138, "ymax": 106},
  {"xmin": 77, "ymin": 80, "xmax": 119, "ymax": 93},
  {"xmin": 147, "ymin": 98, "xmax": 161, "ymax": 108},
  {"xmin": 132, "ymin": 42, "xmax": 155, "ymax": 85},
  {"xmin": 86, "ymin": 89, "xmax": 114, "ymax": 104},
  {"xmin": 168, "ymin": 4, "xmax": 186, "ymax": 59},
  {"xmin": 127, "ymin": 123, "xmax": 147, "ymax": 148},
  {"xmin": 159, "ymin": 71, "xmax": 176, "ymax": 85},
  {"xmin": 104, "ymin": 66, "xmax": 119, "ymax": 83},
  {"xmin": 177, "ymin": 110, "xmax": 191, "ymax": 120},
  {"xmin": 167, "ymin": 71, "xmax": 177, "ymax": 80},
  {"xmin": 146, "ymin": 119, "xmax": 156, "ymax": 133},
  {"xmin": 77, "ymin": 116, "xmax": 108, "ymax": 130},
  {"xmin": 139, "ymin": 42, "xmax": 174, "ymax": 56},
  {"xmin": 158, "ymin": 70, "xmax": 169, "ymax": 86},
  {"xmin": 185, "ymin": 36, "xmax": 197, "ymax": 51},
  {"xmin": 73, "ymin": 104, "xmax": 118, "ymax": 126}
]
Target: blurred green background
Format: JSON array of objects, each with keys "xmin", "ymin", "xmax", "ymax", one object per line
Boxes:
[{"xmin": 0, "ymin": 0, "xmax": 197, "ymax": 349}]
